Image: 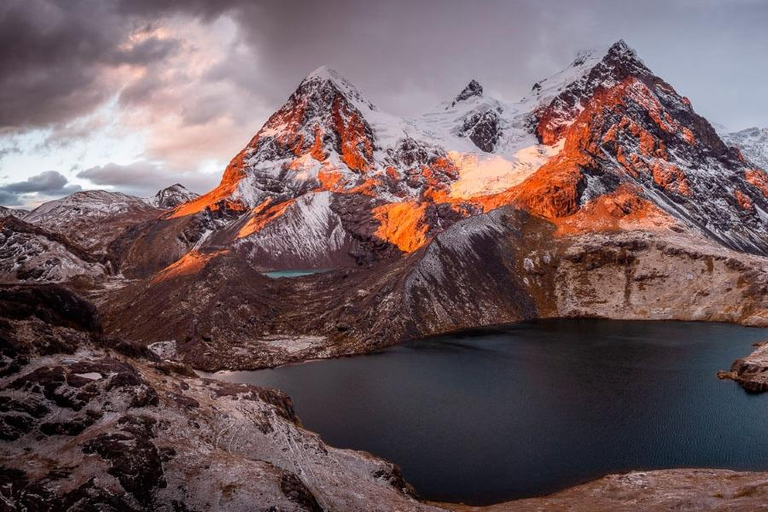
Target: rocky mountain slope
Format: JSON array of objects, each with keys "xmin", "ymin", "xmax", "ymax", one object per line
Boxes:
[
  {"xmin": 102, "ymin": 205, "xmax": 768, "ymax": 371},
  {"xmin": 5, "ymin": 185, "xmax": 198, "ymax": 281},
  {"xmin": 446, "ymin": 469, "xmax": 768, "ymax": 511},
  {"xmin": 0, "ymin": 216, "xmax": 108, "ymax": 283},
  {"xmin": 24, "ymin": 190, "xmax": 163, "ymax": 254}
]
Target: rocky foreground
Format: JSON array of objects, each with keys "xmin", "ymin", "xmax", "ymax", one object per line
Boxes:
[
  {"xmin": 0, "ymin": 285, "xmax": 436, "ymax": 511},
  {"xmin": 3, "ymin": 284, "xmax": 768, "ymax": 511}
]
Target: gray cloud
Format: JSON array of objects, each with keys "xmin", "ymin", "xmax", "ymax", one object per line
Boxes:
[
  {"xmin": 219, "ymin": 0, "xmax": 768, "ymax": 128},
  {"xmin": 77, "ymin": 161, "xmax": 218, "ymax": 197},
  {"xmin": 0, "ymin": 170, "xmax": 81, "ymax": 206},
  {"xmin": 0, "ymin": 0, "xmax": 187, "ymax": 129},
  {"xmin": 4, "ymin": 0, "xmax": 768, "ymax": 133}
]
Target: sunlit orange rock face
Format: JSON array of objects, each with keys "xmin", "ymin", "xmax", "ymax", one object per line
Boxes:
[
  {"xmin": 512, "ymin": 109, "xmax": 597, "ymax": 218},
  {"xmin": 373, "ymin": 202, "xmax": 429, "ymax": 253},
  {"xmin": 332, "ymin": 96, "xmax": 374, "ymax": 172},
  {"xmin": 735, "ymin": 190, "xmax": 754, "ymax": 211},
  {"xmin": 511, "ymin": 73, "xmax": 709, "ymax": 224},
  {"xmin": 554, "ymin": 185, "xmax": 674, "ymax": 236},
  {"xmin": 237, "ymin": 199, "xmax": 296, "ymax": 239},
  {"xmin": 169, "ymin": 150, "xmax": 248, "ymax": 219},
  {"xmin": 512, "ymin": 158, "xmax": 586, "ymax": 219},
  {"xmin": 746, "ymin": 169, "xmax": 768, "ymax": 198},
  {"xmin": 651, "ymin": 161, "xmax": 691, "ymax": 197},
  {"xmin": 153, "ymin": 249, "xmax": 228, "ymax": 283}
]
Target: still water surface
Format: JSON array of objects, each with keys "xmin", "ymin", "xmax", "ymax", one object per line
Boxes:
[
  {"xmin": 207, "ymin": 319, "xmax": 768, "ymax": 505},
  {"xmin": 261, "ymin": 269, "xmax": 330, "ymax": 279}
]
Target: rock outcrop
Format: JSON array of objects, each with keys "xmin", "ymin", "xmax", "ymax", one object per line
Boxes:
[{"xmin": 719, "ymin": 341, "xmax": 768, "ymax": 393}]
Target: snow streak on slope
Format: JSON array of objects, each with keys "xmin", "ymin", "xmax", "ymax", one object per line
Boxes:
[
  {"xmin": 236, "ymin": 191, "xmax": 349, "ymax": 268},
  {"xmin": 447, "ymin": 142, "xmax": 563, "ymax": 198}
]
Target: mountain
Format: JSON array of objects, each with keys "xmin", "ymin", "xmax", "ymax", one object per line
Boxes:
[
  {"xmin": 722, "ymin": 126, "xmax": 768, "ymax": 171},
  {"xmin": 5, "ymin": 40, "xmax": 768, "ymax": 363},
  {"xmin": 508, "ymin": 40, "xmax": 768, "ymax": 253},
  {"xmin": 24, "ymin": 190, "xmax": 162, "ymax": 254},
  {"xmin": 91, "ymin": 39, "xmax": 768, "ymax": 366},
  {"xmin": 114, "ymin": 40, "xmax": 768, "ymax": 278},
  {"xmin": 0, "ymin": 206, "xmax": 28, "ymax": 218},
  {"xmin": 145, "ymin": 183, "xmax": 199, "ymax": 209}
]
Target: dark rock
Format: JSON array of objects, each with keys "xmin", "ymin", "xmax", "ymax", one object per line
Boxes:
[
  {"xmin": 0, "ymin": 395, "xmax": 49, "ymax": 417},
  {"xmin": 460, "ymin": 109, "xmax": 501, "ymax": 152},
  {"xmin": 40, "ymin": 411, "xmax": 100, "ymax": 436},
  {"xmin": 0, "ymin": 413, "xmax": 36, "ymax": 440},
  {"xmin": 82, "ymin": 415, "xmax": 165, "ymax": 507},
  {"xmin": 279, "ymin": 472, "xmax": 323, "ymax": 512},
  {"xmin": 0, "ymin": 466, "xmax": 53, "ymax": 511},
  {"xmin": 58, "ymin": 478, "xmax": 143, "ymax": 512},
  {"xmin": 372, "ymin": 463, "xmax": 417, "ymax": 497},
  {"xmin": 167, "ymin": 392, "xmax": 199, "ymax": 409}
]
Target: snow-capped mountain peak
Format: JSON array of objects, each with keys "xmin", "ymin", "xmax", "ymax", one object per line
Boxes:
[
  {"xmin": 163, "ymin": 40, "xmax": 768, "ymax": 265},
  {"xmin": 450, "ymin": 80, "xmax": 484, "ymax": 108},
  {"xmin": 147, "ymin": 183, "xmax": 199, "ymax": 209},
  {"xmin": 522, "ymin": 40, "xmax": 648, "ymax": 111},
  {"xmin": 295, "ymin": 65, "xmax": 376, "ymax": 112}
]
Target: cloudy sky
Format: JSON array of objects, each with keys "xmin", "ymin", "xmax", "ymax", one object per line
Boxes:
[{"xmin": 1, "ymin": 0, "xmax": 766, "ymax": 208}]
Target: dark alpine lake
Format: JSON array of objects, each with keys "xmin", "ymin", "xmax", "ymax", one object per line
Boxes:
[{"xmin": 206, "ymin": 319, "xmax": 768, "ymax": 505}]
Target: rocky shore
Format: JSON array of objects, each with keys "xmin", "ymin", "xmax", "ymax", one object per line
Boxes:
[
  {"xmin": 445, "ymin": 469, "xmax": 768, "ymax": 511},
  {"xmin": 719, "ymin": 341, "xmax": 768, "ymax": 393}
]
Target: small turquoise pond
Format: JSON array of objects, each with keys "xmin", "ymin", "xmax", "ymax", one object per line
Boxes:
[{"xmin": 261, "ymin": 269, "xmax": 331, "ymax": 279}]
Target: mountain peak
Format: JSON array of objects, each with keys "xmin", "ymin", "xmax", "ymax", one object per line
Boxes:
[
  {"xmin": 296, "ymin": 65, "xmax": 375, "ymax": 111},
  {"xmin": 567, "ymin": 39, "xmax": 638, "ymax": 68},
  {"xmin": 609, "ymin": 39, "xmax": 632, "ymax": 54},
  {"xmin": 456, "ymin": 79, "xmax": 483, "ymax": 101},
  {"xmin": 305, "ymin": 65, "xmax": 346, "ymax": 83},
  {"xmin": 148, "ymin": 183, "xmax": 199, "ymax": 209},
  {"xmin": 602, "ymin": 39, "xmax": 643, "ymax": 66}
]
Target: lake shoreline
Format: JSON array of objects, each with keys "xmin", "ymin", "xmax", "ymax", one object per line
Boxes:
[{"xmin": 201, "ymin": 320, "xmax": 768, "ymax": 506}]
